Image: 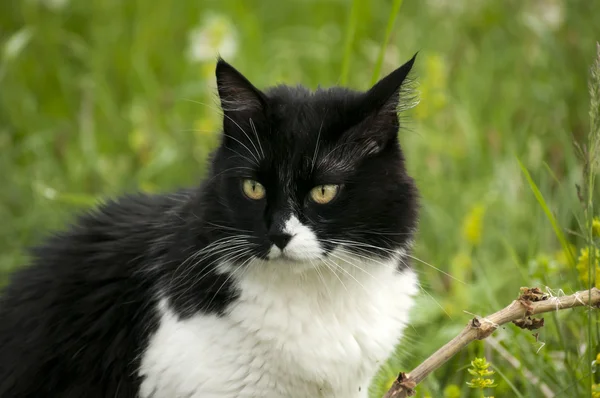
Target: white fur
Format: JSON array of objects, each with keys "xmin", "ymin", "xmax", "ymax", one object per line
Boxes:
[
  {"xmin": 139, "ymin": 223, "xmax": 418, "ymax": 398},
  {"xmin": 280, "ymin": 215, "xmax": 323, "ymax": 261}
]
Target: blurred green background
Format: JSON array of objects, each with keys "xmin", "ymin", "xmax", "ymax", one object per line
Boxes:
[{"xmin": 1, "ymin": 0, "xmax": 599, "ymax": 396}]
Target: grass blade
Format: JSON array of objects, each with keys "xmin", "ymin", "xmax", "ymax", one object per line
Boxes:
[
  {"xmin": 517, "ymin": 158, "xmax": 576, "ymax": 267},
  {"xmin": 370, "ymin": 0, "xmax": 404, "ymax": 86},
  {"xmin": 340, "ymin": 0, "xmax": 360, "ymax": 85}
]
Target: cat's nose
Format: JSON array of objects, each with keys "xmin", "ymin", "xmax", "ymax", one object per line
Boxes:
[{"xmin": 269, "ymin": 232, "xmax": 292, "ymax": 250}]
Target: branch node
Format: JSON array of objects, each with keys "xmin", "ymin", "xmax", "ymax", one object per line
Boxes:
[
  {"xmin": 518, "ymin": 287, "xmax": 549, "ymax": 302},
  {"xmin": 512, "ymin": 316, "xmax": 545, "ymax": 331},
  {"xmin": 383, "ymin": 288, "xmax": 600, "ymax": 398},
  {"xmin": 517, "ymin": 298, "xmax": 534, "ymax": 315},
  {"xmin": 397, "ymin": 372, "xmax": 416, "ymax": 396}
]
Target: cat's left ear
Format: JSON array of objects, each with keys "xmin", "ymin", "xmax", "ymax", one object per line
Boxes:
[
  {"xmin": 215, "ymin": 58, "xmax": 267, "ymax": 115},
  {"xmin": 353, "ymin": 53, "xmax": 417, "ymax": 154}
]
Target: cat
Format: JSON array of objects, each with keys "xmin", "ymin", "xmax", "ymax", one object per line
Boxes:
[{"xmin": 0, "ymin": 55, "xmax": 420, "ymax": 398}]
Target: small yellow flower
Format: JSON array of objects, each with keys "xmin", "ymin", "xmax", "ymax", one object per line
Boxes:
[
  {"xmin": 466, "ymin": 357, "xmax": 497, "ymax": 391},
  {"xmin": 128, "ymin": 128, "xmax": 151, "ymax": 165},
  {"xmin": 575, "ymin": 246, "xmax": 600, "ymax": 287},
  {"xmin": 462, "ymin": 204, "xmax": 486, "ymax": 246},
  {"xmin": 443, "ymin": 384, "xmax": 461, "ymax": 398},
  {"xmin": 593, "ymin": 383, "xmax": 600, "ymax": 398},
  {"xmin": 592, "ymin": 217, "xmax": 600, "ymax": 238}
]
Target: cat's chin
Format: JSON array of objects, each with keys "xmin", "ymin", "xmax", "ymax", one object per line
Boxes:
[{"xmin": 265, "ymin": 257, "xmax": 321, "ymax": 274}]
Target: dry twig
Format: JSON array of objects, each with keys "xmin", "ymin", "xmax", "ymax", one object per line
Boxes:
[{"xmin": 383, "ymin": 287, "xmax": 600, "ymax": 398}]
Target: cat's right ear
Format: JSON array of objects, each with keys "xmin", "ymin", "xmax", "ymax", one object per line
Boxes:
[{"xmin": 215, "ymin": 58, "xmax": 267, "ymax": 115}]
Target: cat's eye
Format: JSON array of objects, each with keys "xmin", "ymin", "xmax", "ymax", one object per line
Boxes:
[
  {"xmin": 309, "ymin": 184, "xmax": 339, "ymax": 204},
  {"xmin": 242, "ymin": 179, "xmax": 266, "ymax": 200}
]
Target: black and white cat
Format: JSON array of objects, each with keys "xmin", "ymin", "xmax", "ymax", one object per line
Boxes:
[{"xmin": 0, "ymin": 56, "xmax": 420, "ymax": 398}]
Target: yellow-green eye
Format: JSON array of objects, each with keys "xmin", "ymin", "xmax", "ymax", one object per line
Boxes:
[
  {"xmin": 310, "ymin": 184, "xmax": 339, "ymax": 204},
  {"xmin": 242, "ymin": 179, "xmax": 266, "ymax": 200}
]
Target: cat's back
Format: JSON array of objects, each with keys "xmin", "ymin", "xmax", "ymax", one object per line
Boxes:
[{"xmin": 0, "ymin": 190, "xmax": 188, "ymax": 397}]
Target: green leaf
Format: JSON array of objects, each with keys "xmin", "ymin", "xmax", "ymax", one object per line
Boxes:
[{"xmin": 517, "ymin": 158, "xmax": 576, "ymax": 267}]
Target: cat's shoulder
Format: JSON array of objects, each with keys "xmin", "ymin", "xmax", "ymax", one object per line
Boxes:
[
  {"xmin": 32, "ymin": 188, "xmax": 193, "ymax": 256},
  {"xmin": 0, "ymin": 190, "xmax": 178, "ymax": 397},
  {"xmin": 1, "ymin": 189, "xmax": 192, "ymax": 303}
]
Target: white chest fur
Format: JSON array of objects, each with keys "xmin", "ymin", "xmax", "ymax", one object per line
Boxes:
[{"xmin": 138, "ymin": 255, "xmax": 418, "ymax": 398}]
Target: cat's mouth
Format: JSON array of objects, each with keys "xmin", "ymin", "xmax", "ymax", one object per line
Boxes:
[{"xmin": 266, "ymin": 244, "xmax": 323, "ymax": 263}]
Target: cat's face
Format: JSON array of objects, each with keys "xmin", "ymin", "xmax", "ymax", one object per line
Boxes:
[{"xmin": 200, "ymin": 58, "xmax": 419, "ymax": 270}]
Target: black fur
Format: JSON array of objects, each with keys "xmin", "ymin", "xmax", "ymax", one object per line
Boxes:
[{"xmin": 0, "ymin": 56, "xmax": 419, "ymax": 397}]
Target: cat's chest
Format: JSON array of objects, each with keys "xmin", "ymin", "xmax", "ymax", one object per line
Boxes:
[{"xmin": 138, "ymin": 266, "xmax": 417, "ymax": 398}]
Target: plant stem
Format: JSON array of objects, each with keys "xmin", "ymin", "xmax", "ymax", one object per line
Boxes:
[
  {"xmin": 370, "ymin": 0, "xmax": 404, "ymax": 86},
  {"xmin": 340, "ymin": 0, "xmax": 360, "ymax": 85},
  {"xmin": 383, "ymin": 287, "xmax": 600, "ymax": 398},
  {"xmin": 586, "ymin": 41, "xmax": 600, "ymax": 397}
]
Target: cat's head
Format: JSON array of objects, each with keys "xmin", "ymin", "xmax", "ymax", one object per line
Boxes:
[{"xmin": 199, "ymin": 56, "xmax": 419, "ymax": 271}]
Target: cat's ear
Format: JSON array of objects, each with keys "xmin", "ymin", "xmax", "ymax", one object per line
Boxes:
[
  {"xmin": 215, "ymin": 58, "xmax": 267, "ymax": 115},
  {"xmin": 363, "ymin": 53, "xmax": 416, "ymax": 117},
  {"xmin": 350, "ymin": 53, "xmax": 417, "ymax": 156}
]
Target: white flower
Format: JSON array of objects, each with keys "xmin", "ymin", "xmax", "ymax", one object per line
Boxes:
[
  {"xmin": 3, "ymin": 28, "xmax": 33, "ymax": 61},
  {"xmin": 45, "ymin": 0, "xmax": 69, "ymax": 10},
  {"xmin": 522, "ymin": 0, "xmax": 565, "ymax": 34},
  {"xmin": 426, "ymin": 0, "xmax": 467, "ymax": 14},
  {"xmin": 28, "ymin": 0, "xmax": 70, "ymax": 11},
  {"xmin": 187, "ymin": 13, "xmax": 238, "ymax": 63}
]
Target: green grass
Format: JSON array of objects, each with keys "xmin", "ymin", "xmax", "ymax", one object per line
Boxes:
[{"xmin": 1, "ymin": 0, "xmax": 600, "ymax": 396}]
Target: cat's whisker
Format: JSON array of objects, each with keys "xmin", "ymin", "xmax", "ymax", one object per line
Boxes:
[
  {"xmin": 323, "ymin": 239, "xmax": 404, "ymax": 260},
  {"xmin": 319, "ymin": 258, "xmax": 348, "ymax": 292},
  {"xmin": 310, "ymin": 258, "xmax": 333, "ymax": 301},
  {"xmin": 189, "ymin": 241, "xmax": 252, "ymax": 270},
  {"xmin": 324, "ymin": 252, "xmax": 370, "ymax": 294},
  {"xmin": 402, "ymin": 254, "xmax": 466, "ymax": 285},
  {"xmin": 324, "ymin": 238, "xmax": 465, "ymax": 284},
  {"xmin": 204, "ymin": 222, "xmax": 254, "ymax": 234},
  {"xmin": 327, "ymin": 245, "xmax": 399, "ymax": 272},
  {"xmin": 222, "ymin": 133, "xmax": 261, "ymax": 165},
  {"xmin": 339, "ymin": 228, "xmax": 415, "ymax": 236},
  {"xmin": 311, "ymin": 112, "xmax": 327, "ymax": 173},
  {"xmin": 170, "ymin": 238, "xmax": 253, "ymax": 288},
  {"xmin": 249, "ymin": 118, "xmax": 265, "ymax": 159},
  {"xmin": 417, "ymin": 282, "xmax": 453, "ymax": 320},
  {"xmin": 205, "ymin": 255, "xmax": 254, "ymax": 310},
  {"xmin": 198, "ymin": 166, "xmax": 257, "ymax": 186},
  {"xmin": 171, "ymin": 236, "xmax": 245, "ymax": 276},
  {"xmin": 327, "ymin": 251, "xmax": 381, "ymax": 280},
  {"xmin": 189, "ymin": 242, "xmax": 254, "ymax": 276},
  {"xmin": 175, "ymin": 245, "xmax": 254, "ymax": 301},
  {"xmin": 220, "ymin": 140, "xmax": 259, "ymax": 167},
  {"xmin": 183, "ymin": 236, "xmax": 252, "ymax": 266},
  {"xmin": 183, "ymin": 99, "xmax": 263, "ymax": 163}
]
